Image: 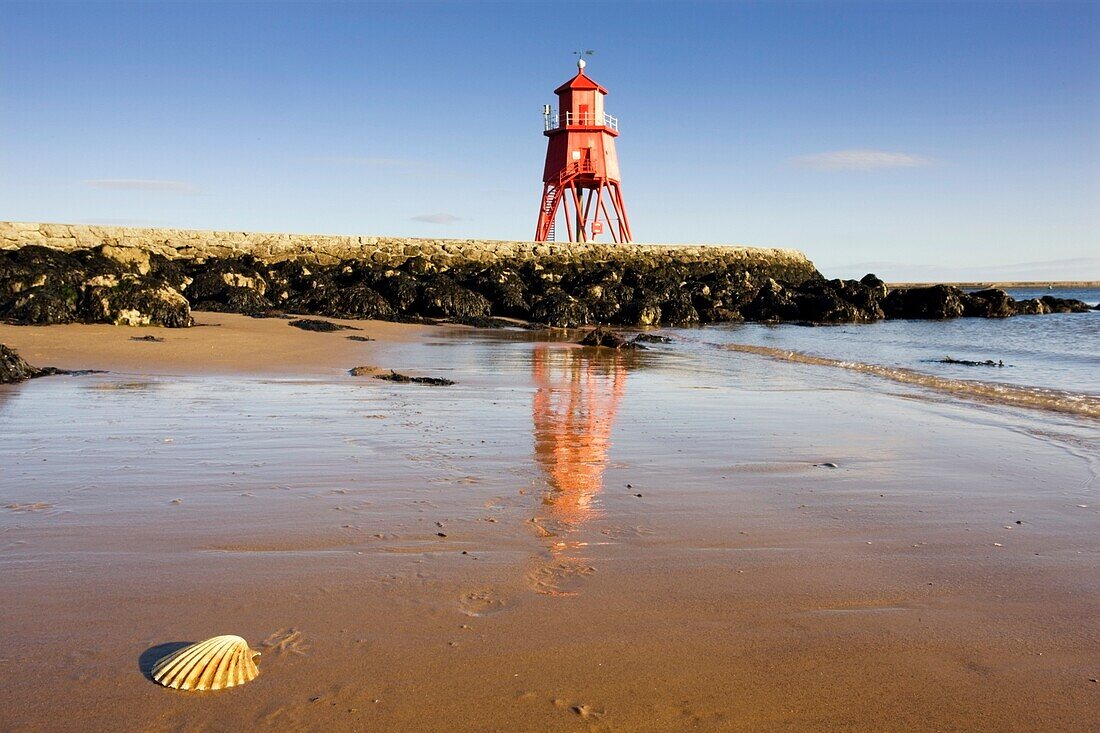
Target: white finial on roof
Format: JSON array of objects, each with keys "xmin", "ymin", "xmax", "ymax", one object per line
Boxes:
[{"xmin": 577, "ymin": 58, "xmax": 586, "ymax": 71}]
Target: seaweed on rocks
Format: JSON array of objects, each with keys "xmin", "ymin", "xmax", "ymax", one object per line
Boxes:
[
  {"xmin": 416, "ymin": 276, "xmax": 492, "ymax": 320},
  {"xmin": 285, "ymin": 285, "xmax": 393, "ymax": 320},
  {"xmin": 962, "ymin": 289, "xmax": 1016, "ymax": 318},
  {"xmin": 287, "ymin": 318, "xmax": 360, "ymax": 332},
  {"xmin": 81, "ymin": 280, "xmax": 194, "ymax": 327},
  {"xmin": 882, "ymin": 285, "xmax": 966, "ymax": 320},
  {"xmin": 632, "ymin": 333, "xmax": 672, "ymax": 344},
  {"xmin": 192, "ymin": 286, "xmax": 273, "ymax": 315},
  {"xmin": 660, "ymin": 291, "xmax": 701, "ymax": 326},
  {"xmin": 373, "ymin": 370, "xmax": 455, "ymax": 386},
  {"xmin": 1, "ymin": 284, "xmax": 82, "ymax": 324},
  {"xmin": 621, "ymin": 296, "xmax": 663, "ymax": 327},
  {"xmin": 530, "ymin": 290, "xmax": 591, "ymax": 328},
  {"xmin": 370, "ymin": 270, "xmax": 420, "ymax": 312},
  {"xmin": 578, "ymin": 326, "xmax": 644, "ymax": 349},
  {"xmin": 792, "ymin": 279, "xmax": 880, "ymax": 323},
  {"xmin": 183, "ymin": 256, "xmax": 269, "ymax": 304},
  {"xmin": 463, "ymin": 266, "xmax": 530, "ymax": 318},
  {"xmin": 1014, "ymin": 298, "xmax": 1049, "ymax": 315},
  {"xmin": 933, "ymin": 356, "xmax": 1005, "ymax": 367},
  {"xmin": 0, "ymin": 344, "xmax": 68, "ymax": 383},
  {"xmin": 742, "ymin": 278, "xmax": 799, "ymax": 322},
  {"xmin": 1038, "ymin": 295, "xmax": 1093, "ymax": 314},
  {"xmin": 3, "ymin": 241, "xmax": 1092, "ymax": 330}
]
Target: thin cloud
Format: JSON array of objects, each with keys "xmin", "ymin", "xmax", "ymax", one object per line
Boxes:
[
  {"xmin": 410, "ymin": 213, "xmax": 461, "ymax": 224},
  {"xmin": 792, "ymin": 150, "xmax": 933, "ymax": 171},
  {"xmin": 83, "ymin": 179, "xmax": 200, "ymax": 194}
]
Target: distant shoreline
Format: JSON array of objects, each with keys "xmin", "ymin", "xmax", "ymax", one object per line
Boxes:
[{"xmin": 887, "ymin": 281, "xmax": 1100, "ymax": 289}]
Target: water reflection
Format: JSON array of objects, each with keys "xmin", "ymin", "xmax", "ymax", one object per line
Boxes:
[
  {"xmin": 527, "ymin": 344, "xmax": 629, "ymax": 595},
  {"xmin": 0, "ymin": 387, "xmax": 17, "ymax": 415}
]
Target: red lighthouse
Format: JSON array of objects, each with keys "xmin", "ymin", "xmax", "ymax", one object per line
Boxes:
[{"xmin": 535, "ymin": 59, "xmax": 633, "ymax": 243}]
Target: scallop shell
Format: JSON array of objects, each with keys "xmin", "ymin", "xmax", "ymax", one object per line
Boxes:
[{"xmin": 151, "ymin": 635, "xmax": 259, "ymax": 691}]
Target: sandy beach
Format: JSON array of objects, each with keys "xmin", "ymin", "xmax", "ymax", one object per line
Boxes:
[{"xmin": 1, "ymin": 314, "xmax": 1098, "ymax": 732}]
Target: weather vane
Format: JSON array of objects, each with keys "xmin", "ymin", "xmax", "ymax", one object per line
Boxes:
[{"xmin": 572, "ymin": 49, "xmax": 595, "ymax": 70}]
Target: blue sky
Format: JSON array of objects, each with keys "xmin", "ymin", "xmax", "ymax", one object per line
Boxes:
[{"xmin": 1, "ymin": 0, "xmax": 1097, "ymax": 280}]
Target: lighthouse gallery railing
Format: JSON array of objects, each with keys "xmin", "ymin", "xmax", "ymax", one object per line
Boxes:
[{"xmin": 543, "ymin": 111, "xmax": 619, "ymax": 132}]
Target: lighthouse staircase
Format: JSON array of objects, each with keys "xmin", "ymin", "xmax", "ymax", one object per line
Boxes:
[
  {"xmin": 541, "ymin": 187, "xmax": 557, "ymax": 241},
  {"xmin": 537, "ymin": 161, "xmax": 596, "ymax": 241}
]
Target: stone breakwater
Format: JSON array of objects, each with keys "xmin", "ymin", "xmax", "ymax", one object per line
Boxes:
[{"xmin": 0, "ymin": 222, "xmax": 1094, "ymax": 329}]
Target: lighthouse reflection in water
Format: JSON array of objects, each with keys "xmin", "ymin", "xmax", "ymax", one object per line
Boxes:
[{"xmin": 527, "ymin": 344, "xmax": 628, "ymax": 596}]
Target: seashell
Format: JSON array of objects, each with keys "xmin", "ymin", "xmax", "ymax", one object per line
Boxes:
[{"xmin": 151, "ymin": 635, "xmax": 260, "ymax": 691}]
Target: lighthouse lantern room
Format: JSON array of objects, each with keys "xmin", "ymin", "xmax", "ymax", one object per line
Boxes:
[{"xmin": 535, "ymin": 59, "xmax": 633, "ymax": 243}]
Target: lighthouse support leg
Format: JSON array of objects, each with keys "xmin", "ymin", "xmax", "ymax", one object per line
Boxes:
[
  {"xmin": 610, "ymin": 182, "xmax": 633, "ymax": 243},
  {"xmin": 561, "ymin": 184, "xmax": 575, "ymax": 242},
  {"xmin": 570, "ymin": 182, "xmax": 585, "ymax": 243},
  {"xmin": 597, "ymin": 187, "xmax": 620, "ymax": 244},
  {"xmin": 581, "ymin": 187, "xmax": 597, "ymax": 240}
]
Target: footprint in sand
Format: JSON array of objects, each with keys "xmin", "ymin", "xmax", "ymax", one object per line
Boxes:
[
  {"xmin": 600, "ymin": 524, "xmax": 655, "ymax": 540},
  {"xmin": 458, "ymin": 589, "xmax": 508, "ymax": 617},
  {"xmin": 553, "ymin": 698, "xmax": 607, "ymax": 723},
  {"xmin": 526, "ymin": 517, "xmax": 557, "ymax": 538},
  {"xmin": 262, "ymin": 628, "xmax": 310, "ymax": 657},
  {"xmin": 525, "ymin": 559, "xmax": 597, "ymax": 597}
]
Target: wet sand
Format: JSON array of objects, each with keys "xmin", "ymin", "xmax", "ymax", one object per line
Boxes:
[{"xmin": 1, "ymin": 315, "xmax": 1098, "ymax": 731}]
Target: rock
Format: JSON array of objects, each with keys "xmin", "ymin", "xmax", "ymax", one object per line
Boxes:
[
  {"xmin": 403, "ymin": 255, "xmax": 437, "ymax": 276},
  {"xmin": 0, "ymin": 239, "xmax": 1087, "ymax": 329},
  {"xmin": 130, "ymin": 335, "xmax": 165, "ymax": 343},
  {"xmin": 660, "ymin": 292, "xmax": 700, "ymax": 326},
  {"xmin": 530, "ymin": 291, "xmax": 590, "ymax": 328},
  {"xmin": 621, "ymin": 296, "xmax": 662, "ymax": 326},
  {"xmin": 286, "ymin": 285, "xmax": 393, "ymax": 320},
  {"xmin": 98, "ymin": 245, "xmax": 152, "ymax": 275},
  {"xmin": 464, "ymin": 267, "xmax": 530, "ymax": 318},
  {"xmin": 347, "ymin": 335, "xmax": 374, "ymax": 342},
  {"xmin": 963, "ymin": 289, "xmax": 1016, "ymax": 318},
  {"xmin": 288, "ymin": 318, "xmax": 359, "ymax": 332},
  {"xmin": 348, "ymin": 366, "xmax": 377, "ymax": 376},
  {"xmin": 882, "ymin": 284, "xmax": 966, "ymax": 319},
  {"xmin": 0, "ymin": 344, "xmax": 66, "ymax": 383},
  {"xmin": 1013, "ymin": 298, "xmax": 1049, "ymax": 315},
  {"xmin": 577, "ymin": 326, "xmax": 643, "ymax": 349},
  {"xmin": 1039, "ymin": 295, "xmax": 1092, "ymax": 313},
  {"xmin": 416, "ymin": 276, "xmax": 491, "ymax": 320},
  {"xmin": 81, "ymin": 281, "xmax": 194, "ymax": 327},
  {"xmin": 370, "ymin": 270, "xmax": 420, "ymax": 312},
  {"xmin": 793, "ymin": 280, "xmax": 877, "ymax": 323},
  {"xmin": 859, "ymin": 273, "xmax": 888, "ymax": 300},
  {"xmin": 184, "ymin": 257, "xmax": 269, "ymax": 300},
  {"xmin": 742, "ymin": 278, "xmax": 799, "ymax": 321},
  {"xmin": 192, "ymin": 286, "xmax": 273, "ymax": 315},
  {"xmin": 631, "ymin": 333, "xmax": 672, "ymax": 344},
  {"xmin": 1, "ymin": 284, "xmax": 81, "ymax": 324},
  {"xmin": 374, "ymin": 370, "xmax": 455, "ymax": 386}
]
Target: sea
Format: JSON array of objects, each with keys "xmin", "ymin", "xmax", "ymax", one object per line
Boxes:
[{"xmin": 690, "ymin": 287, "xmax": 1100, "ymax": 419}]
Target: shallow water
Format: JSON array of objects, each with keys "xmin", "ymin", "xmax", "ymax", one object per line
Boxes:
[{"xmin": 695, "ymin": 290, "xmax": 1098, "ymax": 415}]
